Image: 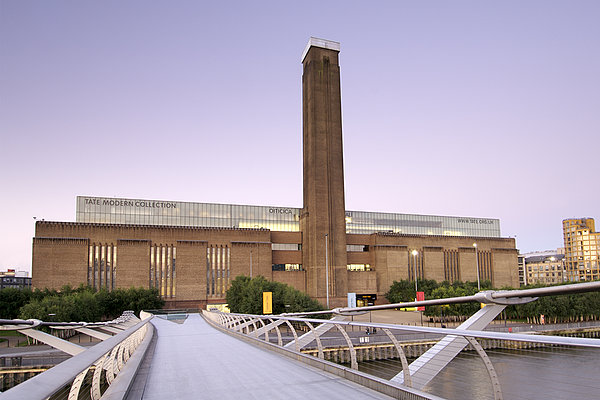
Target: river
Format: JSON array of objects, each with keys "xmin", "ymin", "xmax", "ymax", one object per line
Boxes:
[{"xmin": 356, "ymin": 346, "xmax": 600, "ymax": 400}]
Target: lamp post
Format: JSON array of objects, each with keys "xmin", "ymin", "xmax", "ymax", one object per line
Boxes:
[
  {"xmin": 412, "ymin": 249, "xmax": 423, "ymax": 326},
  {"xmin": 325, "ymin": 233, "xmax": 329, "ymax": 309},
  {"xmin": 473, "ymin": 243, "xmax": 480, "ymax": 291},
  {"xmin": 412, "ymin": 249, "xmax": 419, "ymax": 294}
]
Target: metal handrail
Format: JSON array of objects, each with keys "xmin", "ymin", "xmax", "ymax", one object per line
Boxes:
[
  {"xmin": 0, "ymin": 310, "xmax": 138, "ymax": 331},
  {"xmin": 0, "ymin": 316, "xmax": 153, "ymax": 400},
  {"xmin": 282, "ymin": 281, "xmax": 600, "ymax": 316},
  {"xmin": 210, "ymin": 310, "xmax": 600, "ymax": 400},
  {"xmin": 223, "ymin": 312, "xmax": 600, "ymax": 348}
]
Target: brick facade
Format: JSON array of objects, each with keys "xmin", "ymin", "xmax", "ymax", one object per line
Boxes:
[{"xmin": 32, "ymin": 221, "xmax": 517, "ymax": 309}]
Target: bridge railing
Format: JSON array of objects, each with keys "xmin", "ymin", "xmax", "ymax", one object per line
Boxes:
[
  {"xmin": 205, "ymin": 308, "xmax": 600, "ymax": 400},
  {"xmin": 0, "ymin": 312, "xmax": 154, "ymax": 400}
]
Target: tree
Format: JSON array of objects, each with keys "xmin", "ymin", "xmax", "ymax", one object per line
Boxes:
[
  {"xmin": 226, "ymin": 275, "xmax": 324, "ymax": 315},
  {"xmin": 386, "ymin": 279, "xmax": 494, "ymax": 319},
  {"xmin": 385, "ymin": 280, "xmax": 417, "ymax": 303},
  {"xmin": 385, "ymin": 279, "xmax": 448, "ymax": 304},
  {"xmin": 17, "ymin": 286, "xmax": 164, "ymax": 322},
  {"xmin": 0, "ymin": 288, "xmax": 32, "ymax": 319}
]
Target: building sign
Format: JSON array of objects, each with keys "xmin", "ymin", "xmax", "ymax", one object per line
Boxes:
[
  {"xmin": 83, "ymin": 197, "xmax": 177, "ymax": 209},
  {"xmin": 262, "ymin": 291, "xmax": 273, "ymax": 314},
  {"xmin": 457, "ymin": 218, "xmax": 495, "ymax": 225},
  {"xmin": 269, "ymin": 208, "xmax": 293, "ymax": 214}
]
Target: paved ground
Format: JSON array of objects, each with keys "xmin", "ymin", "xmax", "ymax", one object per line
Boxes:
[{"xmin": 142, "ymin": 314, "xmax": 393, "ymax": 399}]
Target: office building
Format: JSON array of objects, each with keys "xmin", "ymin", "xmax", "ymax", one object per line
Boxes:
[
  {"xmin": 563, "ymin": 218, "xmax": 600, "ymax": 281},
  {"xmin": 521, "ymin": 251, "xmax": 565, "ymax": 285},
  {"xmin": 0, "ymin": 270, "xmax": 32, "ymax": 290}
]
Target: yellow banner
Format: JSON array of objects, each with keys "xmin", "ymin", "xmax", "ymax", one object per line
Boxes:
[{"xmin": 263, "ymin": 291, "xmax": 273, "ymax": 314}]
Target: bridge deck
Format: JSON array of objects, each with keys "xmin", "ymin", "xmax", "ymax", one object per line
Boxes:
[{"xmin": 141, "ymin": 314, "xmax": 392, "ymax": 399}]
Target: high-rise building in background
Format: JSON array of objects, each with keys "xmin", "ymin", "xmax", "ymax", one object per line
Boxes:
[
  {"xmin": 520, "ymin": 250, "xmax": 565, "ymax": 285},
  {"xmin": 563, "ymin": 218, "xmax": 600, "ymax": 281},
  {"xmin": 31, "ymin": 38, "xmax": 519, "ymax": 308}
]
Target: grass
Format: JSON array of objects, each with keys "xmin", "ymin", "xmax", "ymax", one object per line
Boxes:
[{"xmin": 0, "ymin": 330, "xmax": 25, "ymax": 337}]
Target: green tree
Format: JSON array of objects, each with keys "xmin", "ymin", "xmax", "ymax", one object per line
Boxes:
[
  {"xmin": 386, "ymin": 279, "xmax": 494, "ymax": 319},
  {"xmin": 385, "ymin": 280, "xmax": 417, "ymax": 303},
  {"xmin": 226, "ymin": 275, "xmax": 324, "ymax": 315},
  {"xmin": 385, "ymin": 279, "xmax": 448, "ymax": 304},
  {"xmin": 17, "ymin": 286, "xmax": 164, "ymax": 322},
  {"xmin": 0, "ymin": 288, "xmax": 32, "ymax": 319}
]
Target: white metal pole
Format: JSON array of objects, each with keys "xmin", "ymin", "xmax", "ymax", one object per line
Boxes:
[
  {"xmin": 412, "ymin": 250, "xmax": 419, "ymax": 295},
  {"xmin": 414, "ymin": 254, "xmax": 418, "ymax": 293},
  {"xmin": 474, "ymin": 243, "xmax": 480, "ymax": 291},
  {"xmin": 325, "ymin": 233, "xmax": 329, "ymax": 309}
]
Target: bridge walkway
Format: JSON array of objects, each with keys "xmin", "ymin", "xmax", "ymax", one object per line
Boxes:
[{"xmin": 140, "ymin": 313, "xmax": 392, "ymax": 399}]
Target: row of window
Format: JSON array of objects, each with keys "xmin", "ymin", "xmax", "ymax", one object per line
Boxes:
[
  {"xmin": 272, "ymin": 264, "xmax": 303, "ymax": 271},
  {"xmin": 347, "ymin": 245, "xmax": 369, "ymax": 252},
  {"xmin": 0, "ymin": 284, "xmax": 31, "ymax": 289},
  {"xmin": 207, "ymin": 246, "xmax": 230, "ymax": 297},
  {"xmin": 150, "ymin": 245, "xmax": 176, "ymax": 298},
  {"xmin": 529, "ymin": 272, "xmax": 562, "ymax": 277},
  {"xmin": 1, "ymin": 277, "xmax": 30, "ymax": 284},
  {"xmin": 88, "ymin": 244, "xmax": 117, "ymax": 291},
  {"xmin": 271, "ymin": 264, "xmax": 373, "ymax": 272},
  {"xmin": 527, "ymin": 265, "xmax": 562, "ymax": 272},
  {"xmin": 272, "ymin": 244, "xmax": 301, "ymax": 251},
  {"xmin": 347, "ymin": 264, "xmax": 372, "ymax": 271},
  {"xmin": 77, "ymin": 197, "xmax": 502, "ymax": 238}
]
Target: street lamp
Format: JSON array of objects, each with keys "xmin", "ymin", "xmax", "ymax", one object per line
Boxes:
[
  {"xmin": 412, "ymin": 249, "xmax": 419, "ymax": 294},
  {"xmin": 325, "ymin": 234, "xmax": 329, "ymax": 309},
  {"xmin": 473, "ymin": 243, "xmax": 480, "ymax": 291}
]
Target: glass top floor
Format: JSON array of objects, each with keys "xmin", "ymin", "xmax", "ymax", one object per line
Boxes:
[{"xmin": 76, "ymin": 196, "xmax": 501, "ymax": 238}]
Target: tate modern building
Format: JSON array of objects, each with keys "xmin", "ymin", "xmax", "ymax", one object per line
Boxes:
[{"xmin": 32, "ymin": 38, "xmax": 518, "ymax": 308}]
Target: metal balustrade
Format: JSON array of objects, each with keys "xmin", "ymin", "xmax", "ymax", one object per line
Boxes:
[
  {"xmin": 3, "ymin": 282, "xmax": 600, "ymax": 399},
  {"xmin": 204, "ymin": 282, "xmax": 600, "ymax": 400},
  {"xmin": 206, "ymin": 310, "xmax": 600, "ymax": 400},
  {"xmin": 0, "ymin": 311, "xmax": 153, "ymax": 399}
]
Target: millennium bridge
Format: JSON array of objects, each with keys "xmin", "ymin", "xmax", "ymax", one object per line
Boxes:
[{"xmin": 2, "ymin": 282, "xmax": 600, "ymax": 400}]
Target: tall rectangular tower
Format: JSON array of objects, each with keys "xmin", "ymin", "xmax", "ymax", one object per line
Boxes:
[
  {"xmin": 563, "ymin": 218, "xmax": 600, "ymax": 281},
  {"xmin": 300, "ymin": 38, "xmax": 348, "ymax": 306}
]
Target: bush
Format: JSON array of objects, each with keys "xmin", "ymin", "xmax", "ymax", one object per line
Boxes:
[
  {"xmin": 15, "ymin": 285, "xmax": 164, "ymax": 322},
  {"xmin": 226, "ymin": 275, "xmax": 324, "ymax": 315},
  {"xmin": 0, "ymin": 288, "xmax": 32, "ymax": 319},
  {"xmin": 385, "ymin": 279, "xmax": 600, "ymax": 323}
]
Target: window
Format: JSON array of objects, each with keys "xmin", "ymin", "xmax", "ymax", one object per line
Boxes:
[
  {"xmin": 347, "ymin": 245, "xmax": 368, "ymax": 252},
  {"xmin": 272, "ymin": 243, "xmax": 301, "ymax": 251},
  {"xmin": 347, "ymin": 264, "xmax": 372, "ymax": 271},
  {"xmin": 272, "ymin": 264, "xmax": 303, "ymax": 271}
]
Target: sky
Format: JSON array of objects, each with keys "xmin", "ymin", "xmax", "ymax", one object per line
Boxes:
[{"xmin": 1, "ymin": 1, "xmax": 599, "ymax": 274}]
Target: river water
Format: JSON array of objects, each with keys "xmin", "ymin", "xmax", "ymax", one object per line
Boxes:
[{"xmin": 356, "ymin": 346, "xmax": 600, "ymax": 400}]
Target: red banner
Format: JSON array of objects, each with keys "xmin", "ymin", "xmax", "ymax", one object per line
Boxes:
[{"xmin": 416, "ymin": 291, "xmax": 425, "ymax": 311}]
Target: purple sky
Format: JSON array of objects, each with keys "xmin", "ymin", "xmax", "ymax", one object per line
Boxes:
[{"xmin": 2, "ymin": 1, "xmax": 599, "ymax": 274}]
